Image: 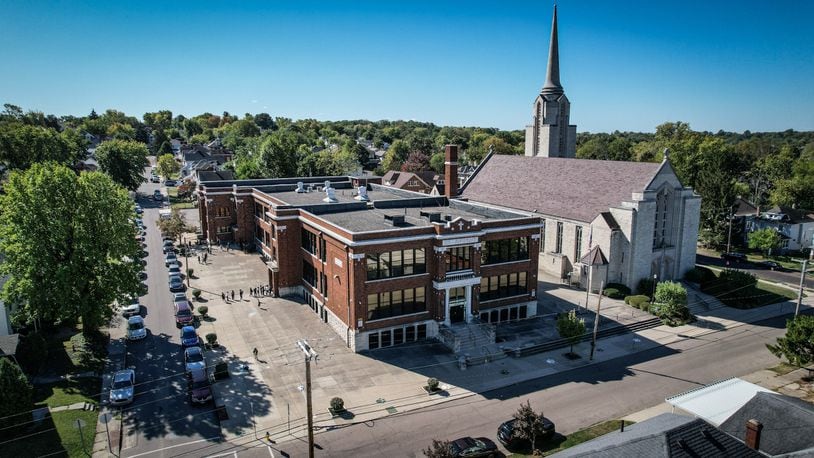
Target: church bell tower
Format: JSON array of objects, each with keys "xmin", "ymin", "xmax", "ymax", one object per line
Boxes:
[{"xmin": 525, "ymin": 5, "xmax": 577, "ymax": 158}]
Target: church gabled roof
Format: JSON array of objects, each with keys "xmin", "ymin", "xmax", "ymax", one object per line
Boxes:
[
  {"xmin": 541, "ymin": 5, "xmax": 563, "ymax": 96},
  {"xmin": 462, "ymin": 155, "xmax": 661, "ymax": 223},
  {"xmin": 579, "ymin": 246, "xmax": 608, "ymax": 266}
]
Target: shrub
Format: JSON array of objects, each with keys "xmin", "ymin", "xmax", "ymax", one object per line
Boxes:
[
  {"xmin": 626, "ymin": 295, "xmax": 650, "ymax": 309},
  {"xmin": 192, "ymin": 289, "xmax": 202, "ymax": 300},
  {"xmin": 702, "ymin": 268, "xmax": 758, "ymax": 307},
  {"xmin": 684, "ymin": 266, "xmax": 716, "ymax": 285},
  {"xmin": 653, "ymin": 301, "xmax": 692, "ymax": 326},
  {"xmin": 640, "ymin": 302, "xmax": 652, "ymax": 312},
  {"xmin": 214, "ymin": 361, "xmax": 229, "ymax": 379},
  {"xmin": 605, "ymin": 283, "xmax": 631, "ymax": 296},
  {"xmin": 198, "ymin": 305, "xmax": 208, "ymax": 317},
  {"xmin": 330, "ymin": 397, "xmax": 345, "ymax": 412},
  {"xmin": 187, "ymin": 267, "xmax": 195, "ymax": 278},
  {"xmin": 15, "ymin": 332, "xmax": 47, "ymax": 375},
  {"xmin": 205, "ymin": 333, "xmax": 218, "ymax": 346},
  {"xmin": 602, "ymin": 288, "xmax": 625, "ymax": 300},
  {"xmin": 427, "ymin": 377, "xmax": 440, "ymax": 391},
  {"xmin": 654, "ymin": 281, "xmax": 687, "ymax": 307},
  {"xmin": 637, "ymin": 278, "xmax": 657, "ymax": 297}
]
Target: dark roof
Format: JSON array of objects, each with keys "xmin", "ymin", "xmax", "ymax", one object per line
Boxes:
[
  {"xmin": 579, "ymin": 246, "xmax": 608, "ymax": 266},
  {"xmin": 551, "ymin": 413, "xmax": 763, "ymax": 458},
  {"xmin": 183, "ymin": 150, "xmax": 210, "ymax": 162},
  {"xmin": 0, "ymin": 334, "xmax": 20, "ymax": 357},
  {"xmin": 382, "ymin": 171, "xmax": 434, "ymax": 190},
  {"xmin": 719, "ymin": 392, "xmax": 814, "ymax": 456},
  {"xmin": 733, "ymin": 198, "xmax": 758, "ymax": 217},
  {"xmin": 197, "ymin": 170, "xmax": 235, "ymax": 182},
  {"xmin": 462, "ymin": 155, "xmax": 661, "ymax": 222},
  {"xmin": 598, "ymin": 212, "xmax": 620, "ymax": 230},
  {"xmin": 764, "ymin": 206, "xmax": 814, "ymax": 224}
]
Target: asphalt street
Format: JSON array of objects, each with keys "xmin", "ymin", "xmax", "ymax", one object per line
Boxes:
[
  {"xmin": 118, "ymin": 164, "xmax": 220, "ymax": 457},
  {"xmin": 697, "ymin": 253, "xmax": 813, "ymax": 290},
  {"xmin": 269, "ymin": 313, "xmax": 797, "ymax": 458}
]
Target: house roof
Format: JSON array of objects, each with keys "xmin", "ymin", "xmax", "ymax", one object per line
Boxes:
[
  {"xmin": 579, "ymin": 246, "xmax": 608, "ymax": 266},
  {"xmin": 381, "ymin": 171, "xmax": 434, "ymax": 190},
  {"xmin": 462, "ymin": 155, "xmax": 661, "ymax": 223},
  {"xmin": 719, "ymin": 392, "xmax": 814, "ymax": 456},
  {"xmin": 666, "ymin": 378, "xmax": 773, "ymax": 426},
  {"xmin": 551, "ymin": 413, "xmax": 762, "ymax": 458}
]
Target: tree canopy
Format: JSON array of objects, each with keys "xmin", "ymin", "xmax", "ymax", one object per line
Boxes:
[
  {"xmin": 767, "ymin": 315, "xmax": 814, "ymax": 367},
  {"xmin": 95, "ymin": 139, "xmax": 149, "ymax": 191},
  {"xmin": 556, "ymin": 309, "xmax": 585, "ymax": 355},
  {"xmin": 0, "ymin": 358, "xmax": 33, "ymax": 437},
  {"xmin": 0, "ymin": 163, "xmax": 142, "ymax": 332},
  {"xmin": 156, "ymin": 153, "xmax": 180, "ymax": 179}
]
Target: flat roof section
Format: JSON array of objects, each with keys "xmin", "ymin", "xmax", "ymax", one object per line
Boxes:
[
  {"xmin": 316, "ymin": 203, "xmax": 528, "ymax": 233},
  {"xmin": 266, "ymin": 186, "xmax": 404, "ymax": 207}
]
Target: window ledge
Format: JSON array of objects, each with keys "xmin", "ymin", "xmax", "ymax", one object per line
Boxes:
[
  {"xmin": 365, "ymin": 272, "xmax": 429, "ymax": 283},
  {"xmin": 366, "ymin": 311, "xmax": 429, "ymax": 323},
  {"xmin": 479, "ymin": 294, "xmax": 529, "ymax": 304}
]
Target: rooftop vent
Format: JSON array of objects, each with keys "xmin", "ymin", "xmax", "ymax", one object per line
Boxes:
[
  {"xmin": 355, "ymin": 186, "xmax": 369, "ymax": 201},
  {"xmin": 296, "ymin": 182, "xmax": 305, "ymax": 193},
  {"xmin": 384, "ymin": 214, "xmax": 406, "ymax": 227},
  {"xmin": 419, "ymin": 211, "xmax": 442, "ymax": 223},
  {"xmin": 323, "ymin": 184, "xmax": 338, "ymax": 203}
]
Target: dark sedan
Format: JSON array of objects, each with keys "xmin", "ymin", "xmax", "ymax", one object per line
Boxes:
[{"xmin": 449, "ymin": 437, "xmax": 497, "ymax": 457}]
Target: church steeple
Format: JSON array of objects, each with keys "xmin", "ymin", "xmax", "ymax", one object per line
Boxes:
[{"xmin": 541, "ymin": 5, "xmax": 563, "ymax": 96}]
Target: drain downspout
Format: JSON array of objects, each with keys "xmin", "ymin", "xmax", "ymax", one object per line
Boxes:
[{"xmin": 345, "ymin": 246, "xmax": 352, "ymax": 349}]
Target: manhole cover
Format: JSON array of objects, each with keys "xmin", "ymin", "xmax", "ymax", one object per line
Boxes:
[{"xmin": 385, "ymin": 407, "xmax": 398, "ymax": 414}]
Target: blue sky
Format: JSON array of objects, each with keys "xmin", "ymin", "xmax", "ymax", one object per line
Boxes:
[{"xmin": 1, "ymin": 0, "xmax": 812, "ymax": 133}]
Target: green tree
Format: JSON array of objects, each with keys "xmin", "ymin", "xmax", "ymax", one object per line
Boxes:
[
  {"xmin": 0, "ymin": 358, "xmax": 33, "ymax": 437},
  {"xmin": 556, "ymin": 309, "xmax": 585, "ymax": 355},
  {"xmin": 254, "ymin": 112, "xmax": 275, "ymax": 130},
  {"xmin": 652, "ymin": 281, "xmax": 691, "ymax": 325},
  {"xmin": 423, "ymin": 439, "xmax": 454, "ymax": 458},
  {"xmin": 257, "ymin": 130, "xmax": 300, "ymax": 178},
  {"xmin": 767, "ymin": 315, "xmax": 814, "ymax": 367},
  {"xmin": 158, "ymin": 141, "xmax": 173, "ymax": 156},
  {"xmin": 381, "ymin": 139, "xmax": 410, "ymax": 171},
  {"xmin": 156, "ymin": 153, "xmax": 180, "ymax": 179},
  {"xmin": 0, "ymin": 123, "xmax": 77, "ymax": 170},
  {"xmin": 0, "ymin": 163, "xmax": 142, "ymax": 332},
  {"xmin": 429, "ymin": 152, "xmax": 445, "ymax": 173},
  {"xmin": 94, "ymin": 139, "xmax": 149, "ymax": 191},
  {"xmin": 512, "ymin": 401, "xmax": 547, "ymax": 452},
  {"xmin": 748, "ymin": 228, "xmax": 782, "ymax": 256},
  {"xmin": 654, "ymin": 281, "xmax": 687, "ymax": 307},
  {"xmin": 157, "ymin": 208, "xmax": 196, "ymax": 243}
]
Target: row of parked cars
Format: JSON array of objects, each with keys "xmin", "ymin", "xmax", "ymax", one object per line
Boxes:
[
  {"xmin": 439, "ymin": 415, "xmax": 557, "ymax": 457},
  {"xmin": 721, "ymin": 252, "xmax": 786, "ymax": 271}
]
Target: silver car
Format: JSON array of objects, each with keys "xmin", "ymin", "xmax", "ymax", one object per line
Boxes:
[
  {"xmin": 122, "ymin": 299, "xmax": 140, "ymax": 317},
  {"xmin": 109, "ymin": 369, "xmax": 135, "ymax": 406},
  {"xmin": 127, "ymin": 316, "xmax": 147, "ymax": 340},
  {"xmin": 184, "ymin": 346, "xmax": 206, "ymax": 373}
]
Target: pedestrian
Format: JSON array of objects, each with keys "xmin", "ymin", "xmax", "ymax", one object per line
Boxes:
[
  {"xmin": 203, "ymin": 253, "xmax": 208, "ymax": 264},
  {"xmin": 197, "ymin": 254, "xmax": 201, "ymax": 264},
  {"xmin": 239, "ymin": 289, "xmax": 243, "ymax": 300},
  {"xmin": 251, "ymin": 287, "xmax": 255, "ymax": 297},
  {"xmin": 231, "ymin": 290, "xmax": 235, "ymax": 301},
  {"xmin": 221, "ymin": 292, "xmax": 226, "ymax": 302},
  {"xmin": 253, "ymin": 347, "xmax": 258, "ymax": 360}
]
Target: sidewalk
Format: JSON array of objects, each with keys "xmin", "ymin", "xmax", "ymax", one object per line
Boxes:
[{"xmin": 91, "ymin": 335, "xmax": 127, "ymax": 457}]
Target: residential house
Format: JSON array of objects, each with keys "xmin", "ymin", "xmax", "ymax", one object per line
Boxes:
[{"xmin": 743, "ymin": 205, "xmax": 814, "ymax": 255}]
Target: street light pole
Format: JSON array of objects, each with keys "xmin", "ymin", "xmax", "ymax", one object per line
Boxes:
[
  {"xmin": 795, "ymin": 259, "xmax": 808, "ymax": 317},
  {"xmin": 297, "ymin": 339, "xmax": 318, "ymax": 458},
  {"xmin": 726, "ymin": 209, "xmax": 734, "ymax": 255},
  {"xmin": 651, "ymin": 274, "xmax": 658, "ymax": 302}
]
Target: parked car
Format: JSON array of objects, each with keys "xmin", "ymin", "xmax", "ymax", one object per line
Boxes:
[
  {"xmin": 759, "ymin": 260, "xmax": 784, "ymax": 271},
  {"xmin": 184, "ymin": 346, "xmax": 206, "ymax": 373},
  {"xmin": 164, "ymin": 179, "xmax": 177, "ymax": 187},
  {"xmin": 174, "ymin": 300, "xmax": 194, "ymax": 327},
  {"xmin": 150, "ymin": 175, "xmax": 160, "ymax": 183},
  {"xmin": 163, "ymin": 241, "xmax": 175, "ymax": 253},
  {"xmin": 169, "ymin": 274, "xmax": 185, "ymax": 292},
  {"xmin": 187, "ymin": 368, "xmax": 213, "ymax": 404},
  {"xmin": 153, "ymin": 189, "xmax": 163, "ymax": 201},
  {"xmin": 180, "ymin": 325, "xmax": 200, "ymax": 348},
  {"xmin": 127, "ymin": 316, "xmax": 147, "ymax": 341},
  {"xmin": 109, "ymin": 369, "xmax": 135, "ymax": 406},
  {"xmin": 173, "ymin": 292, "xmax": 188, "ymax": 303},
  {"xmin": 448, "ymin": 437, "xmax": 498, "ymax": 457},
  {"xmin": 164, "ymin": 252, "xmax": 177, "ymax": 266},
  {"xmin": 721, "ymin": 252, "xmax": 748, "ymax": 263},
  {"xmin": 167, "ymin": 264, "xmax": 183, "ymax": 277},
  {"xmin": 122, "ymin": 299, "xmax": 141, "ymax": 317},
  {"xmin": 497, "ymin": 417, "xmax": 556, "ymax": 450},
  {"xmin": 134, "ymin": 204, "xmax": 143, "ymax": 214}
]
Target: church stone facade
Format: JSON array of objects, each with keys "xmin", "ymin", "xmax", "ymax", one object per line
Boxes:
[{"xmin": 525, "ymin": 5, "xmax": 577, "ymax": 159}]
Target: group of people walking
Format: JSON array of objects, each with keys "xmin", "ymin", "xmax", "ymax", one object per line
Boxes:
[{"xmin": 220, "ymin": 285, "xmax": 273, "ymax": 303}]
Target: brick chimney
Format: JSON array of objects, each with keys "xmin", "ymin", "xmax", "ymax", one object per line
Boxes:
[
  {"xmin": 745, "ymin": 419, "xmax": 763, "ymax": 450},
  {"xmin": 444, "ymin": 144, "xmax": 459, "ymax": 199}
]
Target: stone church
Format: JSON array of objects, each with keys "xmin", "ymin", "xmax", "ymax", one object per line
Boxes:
[{"xmin": 462, "ymin": 6, "xmax": 701, "ymax": 293}]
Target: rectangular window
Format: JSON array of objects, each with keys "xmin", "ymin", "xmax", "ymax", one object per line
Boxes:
[
  {"xmin": 417, "ymin": 324, "xmax": 427, "ymax": 340},
  {"xmin": 366, "ymin": 287, "xmax": 427, "ymax": 320},
  {"xmin": 541, "ymin": 219, "xmax": 546, "ymax": 252},
  {"xmin": 481, "ymin": 238, "xmax": 531, "ymax": 265},
  {"xmin": 319, "ymin": 238, "xmax": 327, "ymax": 262},
  {"xmin": 302, "ymin": 261, "xmax": 317, "ymax": 288},
  {"xmin": 215, "ymin": 207, "xmax": 231, "ymax": 217},
  {"xmin": 575, "ymin": 226, "xmax": 583, "ymax": 260},
  {"xmin": 380, "ymin": 330, "xmax": 391, "ymax": 347},
  {"xmin": 405, "ymin": 326, "xmax": 416, "ymax": 342},
  {"xmin": 479, "ymin": 272, "xmax": 529, "ymax": 302},
  {"xmin": 555, "ymin": 222, "xmax": 564, "ymax": 254},
  {"xmin": 366, "ymin": 249, "xmax": 426, "ymax": 280},
  {"xmin": 393, "ymin": 328, "xmax": 404, "ymax": 345},
  {"xmin": 301, "ymin": 229, "xmax": 317, "ymax": 255},
  {"xmin": 368, "ymin": 333, "xmax": 379, "ymax": 350},
  {"xmin": 446, "ymin": 246, "xmax": 471, "ymax": 272},
  {"xmin": 216, "ymin": 225, "xmax": 230, "ymax": 234}
]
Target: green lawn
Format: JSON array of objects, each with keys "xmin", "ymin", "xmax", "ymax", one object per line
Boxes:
[
  {"xmin": 167, "ymin": 187, "xmax": 196, "ymax": 210},
  {"xmin": 700, "ymin": 266, "xmax": 800, "ymax": 309},
  {"xmin": 768, "ymin": 362, "xmax": 800, "ymax": 376},
  {"xmin": 508, "ymin": 420, "xmax": 636, "ymax": 457},
  {"xmin": 40, "ymin": 327, "xmax": 108, "ymax": 376},
  {"xmin": 0, "ymin": 379, "xmax": 100, "ymax": 457}
]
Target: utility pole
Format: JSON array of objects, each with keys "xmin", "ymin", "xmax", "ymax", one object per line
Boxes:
[
  {"xmin": 184, "ymin": 234, "xmax": 190, "ymax": 287},
  {"xmin": 584, "ymin": 266, "xmax": 592, "ymax": 311},
  {"xmin": 297, "ymin": 339, "xmax": 318, "ymax": 458},
  {"xmin": 726, "ymin": 208, "xmax": 734, "ymax": 255},
  {"xmin": 590, "ymin": 281, "xmax": 604, "ymax": 361},
  {"xmin": 795, "ymin": 259, "xmax": 808, "ymax": 317}
]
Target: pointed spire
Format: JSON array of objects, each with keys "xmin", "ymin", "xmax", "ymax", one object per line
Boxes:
[{"xmin": 541, "ymin": 4, "xmax": 563, "ymax": 96}]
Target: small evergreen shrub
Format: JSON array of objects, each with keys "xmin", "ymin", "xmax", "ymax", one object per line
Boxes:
[
  {"xmin": 330, "ymin": 397, "xmax": 345, "ymax": 412},
  {"xmin": 684, "ymin": 266, "xmax": 716, "ymax": 285},
  {"xmin": 626, "ymin": 295, "xmax": 650, "ymax": 309},
  {"xmin": 427, "ymin": 377, "xmax": 440, "ymax": 391},
  {"xmin": 205, "ymin": 333, "xmax": 218, "ymax": 346},
  {"xmin": 192, "ymin": 289, "xmax": 202, "ymax": 300},
  {"xmin": 197, "ymin": 305, "xmax": 208, "ymax": 317},
  {"xmin": 605, "ymin": 283, "xmax": 631, "ymax": 296},
  {"xmin": 603, "ymin": 288, "xmax": 625, "ymax": 300}
]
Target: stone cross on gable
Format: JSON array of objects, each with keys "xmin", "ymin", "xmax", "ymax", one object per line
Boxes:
[{"xmin": 457, "ymin": 220, "xmax": 465, "ymax": 231}]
